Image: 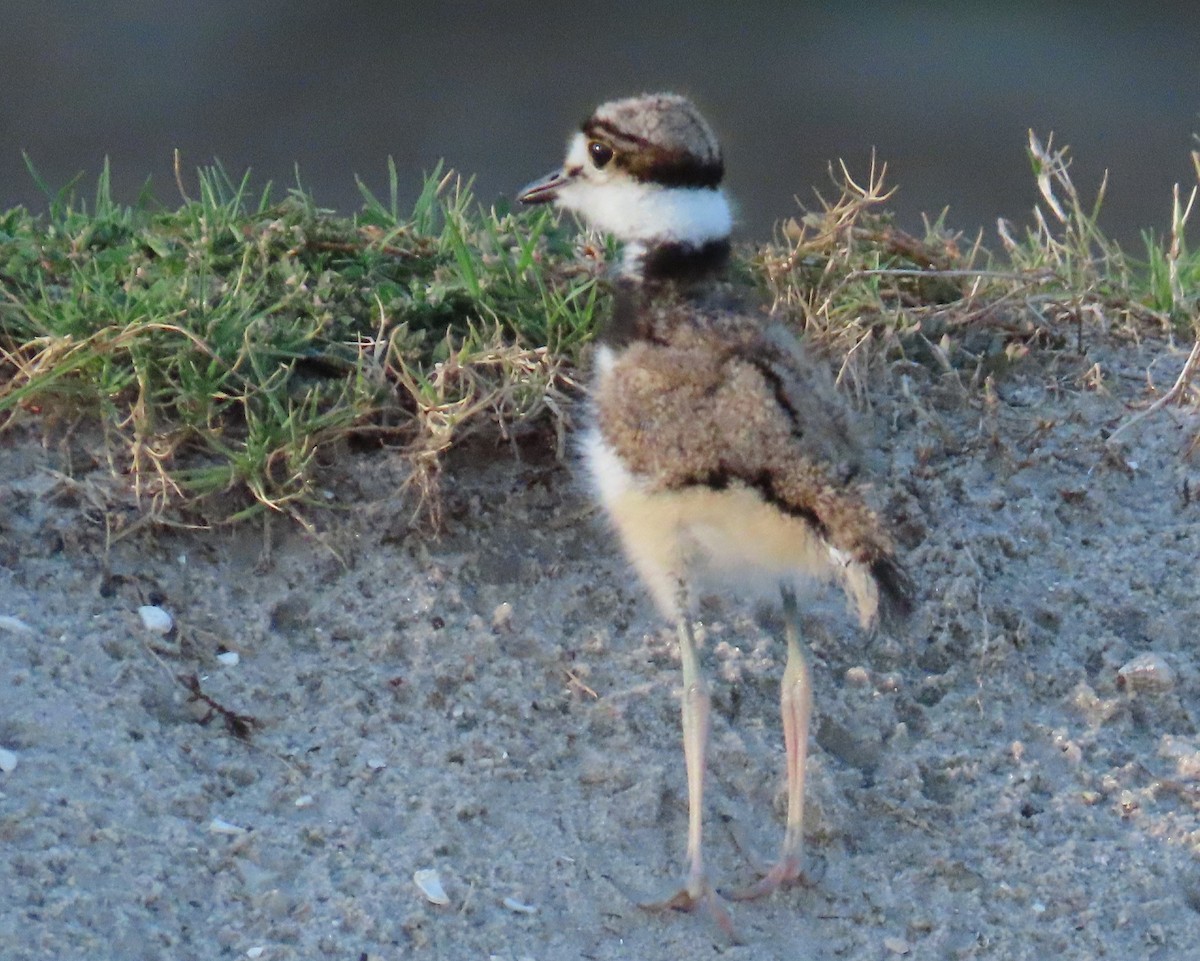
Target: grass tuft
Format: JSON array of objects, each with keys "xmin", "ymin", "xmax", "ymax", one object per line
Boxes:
[
  {"xmin": 2, "ymin": 133, "xmax": 1198, "ymax": 530},
  {"xmin": 1, "ymin": 157, "xmax": 598, "ymax": 528},
  {"xmin": 757, "ymin": 135, "xmax": 1200, "ymax": 406}
]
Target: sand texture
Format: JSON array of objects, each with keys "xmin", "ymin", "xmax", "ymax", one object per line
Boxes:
[{"xmin": 4, "ymin": 323, "xmax": 1200, "ymax": 959}]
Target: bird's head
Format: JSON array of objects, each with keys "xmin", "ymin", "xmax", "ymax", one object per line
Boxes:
[{"xmin": 519, "ymin": 93, "xmax": 733, "ymax": 277}]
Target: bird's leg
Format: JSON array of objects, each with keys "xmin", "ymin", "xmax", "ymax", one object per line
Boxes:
[
  {"xmin": 640, "ymin": 581, "xmax": 734, "ymax": 935},
  {"xmin": 678, "ymin": 608, "xmax": 712, "ymax": 901},
  {"xmin": 726, "ymin": 584, "xmax": 811, "ymax": 900}
]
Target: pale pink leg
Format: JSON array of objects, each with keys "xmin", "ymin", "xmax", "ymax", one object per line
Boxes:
[
  {"xmin": 726, "ymin": 585, "xmax": 811, "ymax": 900},
  {"xmin": 640, "ymin": 586, "xmax": 734, "ymax": 935}
]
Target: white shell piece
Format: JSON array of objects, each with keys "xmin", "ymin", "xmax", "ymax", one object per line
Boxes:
[
  {"xmin": 502, "ymin": 896, "xmax": 537, "ymax": 914},
  {"xmin": 209, "ymin": 817, "xmax": 247, "ymax": 835},
  {"xmin": 216, "ymin": 651, "xmax": 240, "ymax": 667},
  {"xmin": 0, "ymin": 615, "xmax": 34, "ymax": 635},
  {"xmin": 413, "ymin": 868, "xmax": 450, "ymax": 905},
  {"xmin": 0, "ymin": 748, "xmax": 18, "ymax": 773},
  {"xmin": 137, "ymin": 605, "xmax": 174, "ymax": 635}
]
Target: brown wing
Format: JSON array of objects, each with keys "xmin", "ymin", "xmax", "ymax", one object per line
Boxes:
[{"xmin": 596, "ymin": 326, "xmax": 912, "ymax": 622}]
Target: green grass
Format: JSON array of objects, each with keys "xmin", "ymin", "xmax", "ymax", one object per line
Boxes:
[
  {"xmin": 0, "ymin": 155, "xmax": 601, "ymax": 525},
  {"xmin": 1, "ymin": 136, "xmax": 1197, "ymax": 528}
]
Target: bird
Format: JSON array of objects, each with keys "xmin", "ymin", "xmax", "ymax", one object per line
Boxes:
[{"xmin": 518, "ymin": 93, "xmax": 911, "ymax": 928}]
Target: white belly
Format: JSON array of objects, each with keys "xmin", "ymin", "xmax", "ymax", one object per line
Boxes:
[{"xmin": 581, "ymin": 428, "xmax": 838, "ymax": 617}]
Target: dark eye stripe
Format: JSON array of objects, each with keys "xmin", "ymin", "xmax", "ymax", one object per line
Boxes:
[
  {"xmin": 583, "ymin": 117, "xmax": 655, "ymax": 151},
  {"xmin": 581, "ymin": 117, "xmax": 723, "ymax": 189},
  {"xmin": 618, "ymin": 151, "xmax": 724, "ymax": 189}
]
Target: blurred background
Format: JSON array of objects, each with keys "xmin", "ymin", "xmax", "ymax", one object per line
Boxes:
[{"xmin": 2, "ymin": 0, "xmax": 1197, "ymax": 248}]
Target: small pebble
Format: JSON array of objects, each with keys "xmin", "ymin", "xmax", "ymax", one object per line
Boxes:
[
  {"xmin": 884, "ymin": 936, "xmax": 911, "ymax": 954},
  {"xmin": 0, "ymin": 748, "xmax": 18, "ymax": 773},
  {"xmin": 216, "ymin": 651, "xmax": 240, "ymax": 667},
  {"xmin": 209, "ymin": 817, "xmax": 247, "ymax": 835},
  {"xmin": 246, "ymin": 948, "xmax": 265, "ymax": 959},
  {"xmin": 1157, "ymin": 734, "xmax": 1200, "ymax": 780},
  {"xmin": 492, "ymin": 602, "xmax": 514, "ymax": 632},
  {"xmin": 366, "ymin": 757, "xmax": 387, "ymax": 770},
  {"xmin": 1116, "ymin": 653, "xmax": 1175, "ymax": 693},
  {"xmin": 1053, "ymin": 730, "xmax": 1084, "ymax": 766},
  {"xmin": 294, "ymin": 794, "xmax": 315, "ymax": 808},
  {"xmin": 413, "ymin": 868, "xmax": 450, "ymax": 905},
  {"xmin": 844, "ymin": 665, "xmax": 871, "ymax": 687},
  {"xmin": 138, "ymin": 605, "xmax": 174, "ymax": 635}
]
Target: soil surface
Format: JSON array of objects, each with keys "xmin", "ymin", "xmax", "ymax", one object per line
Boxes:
[{"xmin": 4, "ymin": 320, "xmax": 1200, "ymax": 960}]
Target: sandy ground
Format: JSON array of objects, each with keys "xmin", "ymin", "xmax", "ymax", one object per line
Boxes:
[{"xmin": 4, "ymin": 320, "xmax": 1200, "ymax": 960}]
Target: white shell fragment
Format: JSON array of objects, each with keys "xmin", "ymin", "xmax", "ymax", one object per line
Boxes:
[
  {"xmin": 0, "ymin": 614, "xmax": 34, "ymax": 636},
  {"xmin": 246, "ymin": 948, "xmax": 265, "ymax": 959},
  {"xmin": 209, "ymin": 817, "xmax": 247, "ymax": 835},
  {"xmin": 413, "ymin": 868, "xmax": 450, "ymax": 905},
  {"xmin": 1116, "ymin": 653, "xmax": 1175, "ymax": 693},
  {"xmin": 137, "ymin": 605, "xmax": 174, "ymax": 635},
  {"xmin": 502, "ymin": 895, "xmax": 537, "ymax": 914},
  {"xmin": 294, "ymin": 794, "xmax": 315, "ymax": 808},
  {"xmin": 215, "ymin": 651, "xmax": 240, "ymax": 667},
  {"xmin": 0, "ymin": 748, "xmax": 18, "ymax": 773}
]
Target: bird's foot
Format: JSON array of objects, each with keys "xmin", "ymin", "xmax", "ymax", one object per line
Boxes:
[
  {"xmin": 721, "ymin": 854, "xmax": 806, "ymax": 901},
  {"xmin": 640, "ymin": 875, "xmax": 737, "ymax": 938}
]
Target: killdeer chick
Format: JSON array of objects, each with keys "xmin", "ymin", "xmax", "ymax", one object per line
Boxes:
[{"xmin": 519, "ymin": 93, "xmax": 911, "ymax": 926}]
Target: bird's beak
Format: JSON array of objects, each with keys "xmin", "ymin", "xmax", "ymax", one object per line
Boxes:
[{"xmin": 517, "ymin": 168, "xmax": 571, "ymax": 205}]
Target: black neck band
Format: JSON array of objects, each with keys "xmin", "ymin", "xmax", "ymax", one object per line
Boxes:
[{"xmin": 638, "ymin": 238, "xmax": 731, "ymax": 283}]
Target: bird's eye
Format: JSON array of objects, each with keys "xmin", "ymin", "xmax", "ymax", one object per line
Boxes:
[{"xmin": 588, "ymin": 140, "xmax": 614, "ymax": 168}]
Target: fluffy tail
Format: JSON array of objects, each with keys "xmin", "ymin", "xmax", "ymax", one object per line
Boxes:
[
  {"xmin": 870, "ymin": 555, "xmax": 914, "ymax": 629},
  {"xmin": 842, "ymin": 554, "xmax": 913, "ymax": 632}
]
